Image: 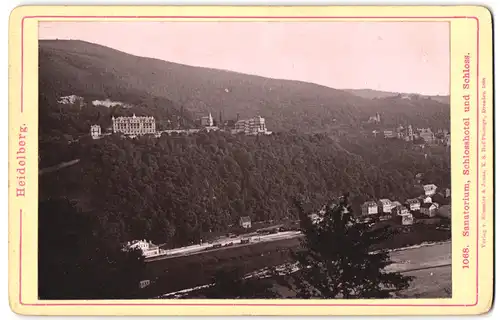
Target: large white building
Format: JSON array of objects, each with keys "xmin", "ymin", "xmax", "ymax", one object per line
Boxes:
[
  {"xmin": 124, "ymin": 240, "xmax": 165, "ymax": 258},
  {"xmin": 233, "ymin": 116, "xmax": 271, "ymax": 135},
  {"xmin": 112, "ymin": 114, "xmax": 156, "ymax": 136}
]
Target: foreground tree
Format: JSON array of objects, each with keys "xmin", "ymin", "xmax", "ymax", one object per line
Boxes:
[
  {"xmin": 38, "ymin": 198, "xmax": 146, "ymax": 299},
  {"xmin": 290, "ymin": 194, "xmax": 413, "ymax": 298}
]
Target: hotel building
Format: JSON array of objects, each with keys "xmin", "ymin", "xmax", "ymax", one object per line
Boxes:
[
  {"xmin": 233, "ymin": 116, "xmax": 270, "ymax": 135},
  {"xmin": 112, "ymin": 114, "xmax": 156, "ymax": 135}
]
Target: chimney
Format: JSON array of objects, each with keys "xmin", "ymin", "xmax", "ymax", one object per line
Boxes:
[{"xmin": 237, "ymin": 113, "xmax": 240, "ymax": 121}]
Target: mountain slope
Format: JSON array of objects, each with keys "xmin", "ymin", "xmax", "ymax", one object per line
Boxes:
[{"xmin": 39, "ymin": 40, "xmax": 450, "ymax": 133}]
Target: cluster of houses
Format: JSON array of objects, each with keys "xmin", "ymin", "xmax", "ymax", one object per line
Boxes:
[
  {"xmin": 359, "ymin": 184, "xmax": 451, "ymax": 226},
  {"xmin": 372, "ymin": 124, "xmax": 450, "ymax": 147},
  {"xmin": 363, "ymin": 110, "xmax": 450, "ymax": 147}
]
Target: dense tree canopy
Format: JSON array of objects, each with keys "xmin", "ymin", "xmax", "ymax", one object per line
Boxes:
[{"xmin": 40, "ymin": 130, "xmax": 450, "ymax": 248}]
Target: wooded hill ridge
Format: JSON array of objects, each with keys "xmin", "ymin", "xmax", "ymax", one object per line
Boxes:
[{"xmin": 39, "ymin": 39, "xmax": 450, "ymax": 136}]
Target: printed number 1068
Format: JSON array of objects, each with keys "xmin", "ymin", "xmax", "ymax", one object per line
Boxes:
[{"xmin": 462, "ymin": 247, "xmax": 470, "ymax": 269}]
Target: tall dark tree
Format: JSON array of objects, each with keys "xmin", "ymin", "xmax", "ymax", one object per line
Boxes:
[
  {"xmin": 38, "ymin": 198, "xmax": 146, "ymax": 299},
  {"xmin": 289, "ymin": 194, "xmax": 413, "ymax": 298}
]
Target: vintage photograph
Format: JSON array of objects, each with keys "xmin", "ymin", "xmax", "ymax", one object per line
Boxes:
[{"xmin": 38, "ymin": 21, "xmax": 451, "ymax": 300}]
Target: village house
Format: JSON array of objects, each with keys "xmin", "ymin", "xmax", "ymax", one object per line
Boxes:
[
  {"xmin": 124, "ymin": 240, "xmax": 165, "ymax": 258},
  {"xmin": 420, "ymin": 202, "xmax": 440, "ymax": 217},
  {"xmin": 399, "ymin": 213, "xmax": 415, "ymax": 225},
  {"xmin": 361, "ymin": 201, "xmax": 378, "ymax": 216},
  {"xmin": 378, "ymin": 199, "xmax": 393, "ymax": 214},
  {"xmin": 239, "ymin": 216, "xmax": 252, "ymax": 229},
  {"xmin": 423, "ymin": 184, "xmax": 438, "ymax": 196},
  {"xmin": 392, "ymin": 204, "xmax": 410, "ymax": 216},
  {"xmin": 405, "ymin": 198, "xmax": 421, "ymax": 211},
  {"xmin": 421, "ymin": 195, "xmax": 433, "ymax": 204},
  {"xmin": 90, "ymin": 124, "xmax": 102, "ymax": 140}
]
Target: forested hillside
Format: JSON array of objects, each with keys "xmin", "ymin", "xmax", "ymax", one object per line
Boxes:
[
  {"xmin": 40, "ymin": 131, "xmax": 450, "ymax": 248},
  {"xmin": 38, "ymin": 39, "xmax": 451, "ymax": 249},
  {"xmin": 38, "ymin": 36, "xmax": 452, "ymax": 300}
]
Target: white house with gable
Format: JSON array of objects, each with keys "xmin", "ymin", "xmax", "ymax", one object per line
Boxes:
[
  {"xmin": 378, "ymin": 199, "xmax": 393, "ymax": 214},
  {"xmin": 90, "ymin": 124, "xmax": 102, "ymax": 139},
  {"xmin": 423, "ymin": 184, "xmax": 438, "ymax": 196},
  {"xmin": 361, "ymin": 201, "xmax": 378, "ymax": 216},
  {"xmin": 405, "ymin": 198, "xmax": 421, "ymax": 211},
  {"xmin": 124, "ymin": 240, "xmax": 165, "ymax": 258}
]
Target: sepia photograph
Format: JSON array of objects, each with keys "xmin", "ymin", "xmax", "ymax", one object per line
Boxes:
[{"xmin": 37, "ymin": 20, "xmax": 453, "ymax": 300}]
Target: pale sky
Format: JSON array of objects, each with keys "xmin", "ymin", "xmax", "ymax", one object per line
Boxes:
[{"xmin": 39, "ymin": 21, "xmax": 450, "ymax": 95}]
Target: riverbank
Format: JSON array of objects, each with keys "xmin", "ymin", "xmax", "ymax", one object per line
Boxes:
[
  {"xmin": 142, "ymin": 224, "xmax": 450, "ymax": 298},
  {"xmin": 159, "ymin": 241, "xmax": 451, "ymax": 299}
]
